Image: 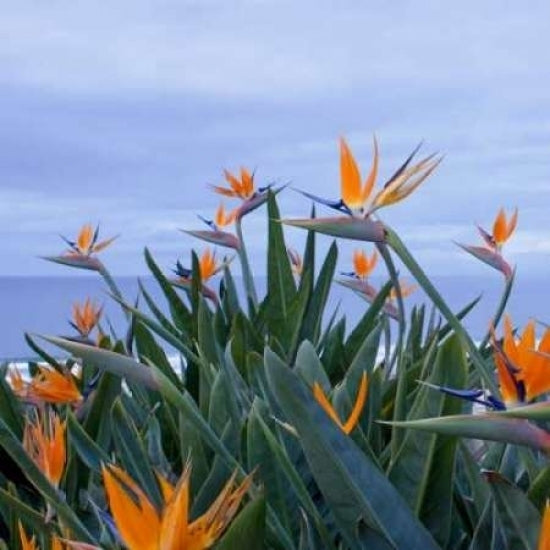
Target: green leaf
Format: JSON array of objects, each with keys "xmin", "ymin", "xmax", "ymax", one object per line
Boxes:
[
  {"xmin": 249, "ymin": 400, "xmax": 334, "ymax": 547},
  {"xmin": 486, "ymin": 471, "xmax": 540, "ymax": 550},
  {"xmin": 265, "ymin": 348, "xmax": 439, "ymax": 550},
  {"xmin": 267, "ymin": 192, "xmax": 297, "ymax": 314},
  {"xmin": 111, "ymin": 399, "xmax": 164, "ymax": 511},
  {"xmin": 215, "ymin": 493, "xmax": 266, "ymax": 550},
  {"xmin": 144, "ymin": 247, "xmax": 193, "ymax": 333},
  {"xmin": 134, "ymin": 321, "xmax": 183, "ymax": 390},
  {"xmin": 67, "ymin": 411, "xmax": 110, "ymax": 473},
  {"xmin": 385, "ymin": 227, "xmax": 498, "ymax": 396},
  {"xmin": 294, "ymin": 340, "xmax": 331, "ymax": 393},
  {"xmin": 300, "ymin": 241, "xmax": 338, "ymax": 344},
  {"xmin": 388, "ymin": 335, "xmax": 467, "ymax": 546}
]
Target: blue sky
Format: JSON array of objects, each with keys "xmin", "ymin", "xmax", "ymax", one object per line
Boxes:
[{"xmin": 1, "ymin": 1, "xmax": 549, "ymax": 278}]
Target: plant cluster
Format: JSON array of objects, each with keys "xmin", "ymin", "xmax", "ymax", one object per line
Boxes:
[{"xmin": 2, "ymin": 138, "xmax": 550, "ymax": 549}]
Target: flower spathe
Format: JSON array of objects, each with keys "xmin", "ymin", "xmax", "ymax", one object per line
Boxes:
[
  {"xmin": 313, "ymin": 372, "xmax": 368, "ymax": 434},
  {"xmin": 102, "ymin": 463, "xmax": 253, "ymax": 550},
  {"xmin": 23, "ymin": 411, "xmax": 66, "ymax": 488}
]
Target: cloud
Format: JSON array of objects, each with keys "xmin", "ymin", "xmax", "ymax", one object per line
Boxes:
[
  {"xmin": 1, "ymin": 2, "xmax": 550, "ymax": 98},
  {"xmin": 1, "ymin": 1, "xmax": 550, "ymax": 276}
]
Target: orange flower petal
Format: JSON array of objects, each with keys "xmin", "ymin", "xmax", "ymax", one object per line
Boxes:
[
  {"xmin": 102, "ymin": 465, "xmax": 160, "ymax": 550},
  {"xmin": 340, "ymin": 138, "xmax": 363, "ymax": 210},
  {"xmin": 360, "ymin": 136, "xmax": 379, "ymax": 206},
  {"xmin": 77, "ymin": 224, "xmax": 94, "ymax": 254},
  {"xmin": 313, "ymin": 382, "xmax": 344, "ymax": 429},
  {"xmin": 342, "ymin": 372, "xmax": 369, "ymax": 434},
  {"xmin": 538, "ymin": 500, "xmax": 550, "ymax": 550},
  {"xmin": 494, "ymin": 350, "xmax": 520, "ymax": 405}
]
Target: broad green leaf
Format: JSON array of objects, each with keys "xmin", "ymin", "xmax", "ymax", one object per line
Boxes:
[
  {"xmin": 300, "ymin": 241, "xmax": 338, "ymax": 344},
  {"xmin": 144, "ymin": 247, "xmax": 193, "ymax": 334},
  {"xmin": 265, "ymin": 348, "xmax": 439, "ymax": 550},
  {"xmin": 294, "ymin": 340, "xmax": 331, "ymax": 393},
  {"xmin": 267, "ymin": 191, "xmax": 296, "ymax": 318},
  {"xmin": 388, "ymin": 335, "xmax": 467, "ymax": 546},
  {"xmin": 111, "ymin": 399, "xmax": 164, "ymax": 511},
  {"xmin": 486, "ymin": 471, "xmax": 540, "ymax": 550},
  {"xmin": 215, "ymin": 493, "xmax": 266, "ymax": 550}
]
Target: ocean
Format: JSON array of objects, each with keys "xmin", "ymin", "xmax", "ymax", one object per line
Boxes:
[{"xmin": 1, "ymin": 275, "xmax": 547, "ymax": 361}]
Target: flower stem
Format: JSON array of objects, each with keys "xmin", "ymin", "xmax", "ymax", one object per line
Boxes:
[
  {"xmin": 97, "ymin": 262, "xmax": 130, "ymax": 320},
  {"xmin": 479, "ymin": 268, "xmax": 516, "ymax": 350},
  {"xmin": 376, "ymin": 242, "xmax": 407, "ymax": 458}
]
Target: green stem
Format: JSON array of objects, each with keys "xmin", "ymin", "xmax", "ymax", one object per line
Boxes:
[
  {"xmin": 235, "ymin": 219, "xmax": 258, "ymax": 313},
  {"xmin": 479, "ymin": 269, "xmax": 516, "ymax": 350},
  {"xmin": 97, "ymin": 261, "xmax": 130, "ymax": 320},
  {"xmin": 376, "ymin": 243, "xmax": 407, "ymax": 458},
  {"xmin": 385, "ymin": 226, "xmax": 499, "ymax": 396}
]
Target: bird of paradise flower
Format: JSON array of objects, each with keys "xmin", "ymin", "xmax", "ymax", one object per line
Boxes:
[
  {"xmin": 183, "ymin": 203, "xmax": 241, "ymax": 250},
  {"xmin": 432, "ymin": 315, "xmax": 550, "ymax": 410},
  {"xmin": 100, "ymin": 462, "xmax": 253, "ymax": 550},
  {"xmin": 43, "ymin": 224, "xmax": 117, "ymax": 271},
  {"xmin": 283, "ymin": 137, "xmax": 441, "ymax": 242},
  {"xmin": 457, "ymin": 208, "xmax": 517, "ymax": 279}
]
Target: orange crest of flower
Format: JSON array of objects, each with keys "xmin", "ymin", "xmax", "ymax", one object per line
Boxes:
[
  {"xmin": 339, "ymin": 137, "xmax": 441, "ymax": 216},
  {"xmin": 214, "ymin": 203, "xmax": 238, "ymax": 228},
  {"xmin": 29, "ymin": 365, "xmax": 82, "ymax": 404},
  {"xmin": 71, "ymin": 298, "xmax": 102, "ymax": 337},
  {"xmin": 340, "ymin": 137, "xmax": 378, "ymax": 213},
  {"xmin": 199, "ymin": 248, "xmax": 220, "ymax": 282},
  {"xmin": 352, "ymin": 249, "xmax": 378, "ymax": 279},
  {"xmin": 64, "ymin": 224, "xmax": 117, "ymax": 257},
  {"xmin": 23, "ymin": 411, "xmax": 66, "ymax": 488},
  {"xmin": 492, "ymin": 316, "xmax": 550, "ymax": 404},
  {"xmin": 19, "ymin": 522, "xmax": 39, "ymax": 550},
  {"xmin": 539, "ymin": 501, "xmax": 550, "ymax": 550},
  {"xmin": 492, "ymin": 208, "xmax": 518, "ymax": 248},
  {"xmin": 102, "ymin": 463, "xmax": 253, "ymax": 550},
  {"xmin": 313, "ymin": 372, "xmax": 368, "ymax": 434},
  {"xmin": 212, "ymin": 168, "xmax": 256, "ymax": 200}
]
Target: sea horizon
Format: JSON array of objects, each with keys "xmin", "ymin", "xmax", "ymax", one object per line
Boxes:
[{"xmin": 1, "ymin": 273, "xmax": 547, "ymax": 361}]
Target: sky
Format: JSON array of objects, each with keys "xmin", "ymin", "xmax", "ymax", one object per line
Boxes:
[{"xmin": 1, "ymin": 1, "xmax": 549, "ymax": 279}]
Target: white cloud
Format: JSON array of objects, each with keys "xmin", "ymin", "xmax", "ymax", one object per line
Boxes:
[{"xmin": 1, "ymin": 2, "xmax": 549, "ymax": 98}]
